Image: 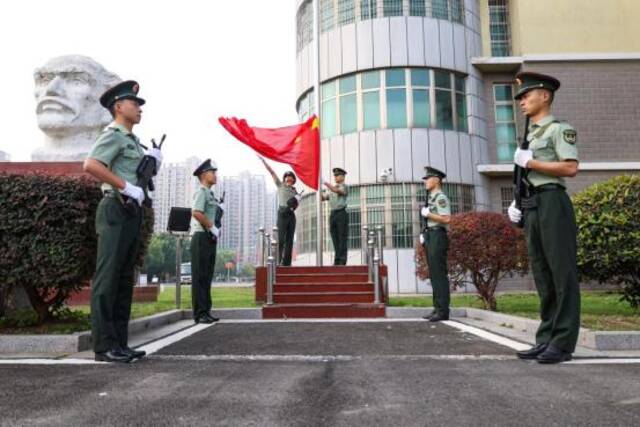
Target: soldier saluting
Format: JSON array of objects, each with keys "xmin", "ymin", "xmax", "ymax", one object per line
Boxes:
[
  {"xmin": 190, "ymin": 159, "xmax": 223, "ymax": 324},
  {"xmin": 508, "ymin": 72, "xmax": 580, "ymax": 364},
  {"xmin": 83, "ymin": 80, "xmax": 162, "ymax": 363},
  {"xmin": 323, "ymin": 168, "xmax": 349, "ymax": 265},
  {"xmin": 419, "ymin": 167, "xmax": 451, "ymax": 322}
]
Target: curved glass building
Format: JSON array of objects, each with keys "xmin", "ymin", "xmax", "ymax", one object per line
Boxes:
[{"xmin": 292, "ymin": 0, "xmax": 488, "ymax": 294}]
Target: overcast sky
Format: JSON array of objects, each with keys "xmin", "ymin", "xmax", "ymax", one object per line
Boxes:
[{"xmin": 0, "ymin": 0, "xmax": 300, "ymax": 185}]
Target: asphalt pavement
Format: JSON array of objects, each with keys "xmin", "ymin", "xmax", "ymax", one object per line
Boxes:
[{"xmin": 1, "ymin": 320, "xmax": 639, "ymax": 426}]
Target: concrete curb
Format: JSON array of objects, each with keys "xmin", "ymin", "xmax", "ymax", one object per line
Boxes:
[
  {"xmin": 3, "ymin": 306, "xmax": 639, "ymax": 353},
  {"xmin": 462, "ymin": 307, "xmax": 640, "ymax": 351},
  {"xmin": 0, "ymin": 308, "xmax": 262, "ymax": 354}
]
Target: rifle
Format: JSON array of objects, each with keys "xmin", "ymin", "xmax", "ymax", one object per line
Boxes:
[
  {"xmin": 512, "ymin": 117, "xmax": 530, "ymax": 228},
  {"xmin": 125, "ymin": 134, "xmax": 165, "ymax": 215},
  {"xmin": 209, "ymin": 191, "xmax": 225, "ymax": 243}
]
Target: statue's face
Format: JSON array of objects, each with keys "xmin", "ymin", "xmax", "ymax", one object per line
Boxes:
[{"xmin": 34, "ymin": 56, "xmax": 113, "ymax": 137}]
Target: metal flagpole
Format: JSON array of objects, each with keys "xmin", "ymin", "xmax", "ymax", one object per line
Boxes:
[{"xmin": 313, "ymin": 0, "xmax": 323, "ymax": 266}]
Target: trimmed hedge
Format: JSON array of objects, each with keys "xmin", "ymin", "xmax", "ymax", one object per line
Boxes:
[
  {"xmin": 573, "ymin": 174, "xmax": 640, "ymax": 308},
  {"xmin": 0, "ymin": 173, "xmax": 153, "ymax": 323}
]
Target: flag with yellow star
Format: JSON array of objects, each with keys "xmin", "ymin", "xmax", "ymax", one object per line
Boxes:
[{"xmin": 218, "ymin": 115, "xmax": 320, "ymax": 189}]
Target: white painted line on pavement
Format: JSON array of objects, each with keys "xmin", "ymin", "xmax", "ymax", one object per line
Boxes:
[
  {"xmin": 0, "ymin": 358, "xmax": 103, "ymax": 365},
  {"xmin": 443, "ymin": 320, "xmax": 531, "ymax": 351},
  {"xmin": 565, "ymin": 358, "xmax": 640, "ymax": 365},
  {"xmin": 217, "ymin": 318, "xmax": 427, "ymax": 324},
  {"xmin": 136, "ymin": 322, "xmax": 215, "ymax": 356},
  {"xmin": 150, "ymin": 354, "xmax": 517, "ymax": 362}
]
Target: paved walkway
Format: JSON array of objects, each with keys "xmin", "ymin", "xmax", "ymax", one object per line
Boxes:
[{"xmin": 1, "ymin": 320, "xmax": 640, "ymax": 426}]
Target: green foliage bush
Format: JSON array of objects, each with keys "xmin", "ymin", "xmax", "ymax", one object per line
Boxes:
[
  {"xmin": 0, "ymin": 173, "xmax": 153, "ymax": 323},
  {"xmin": 573, "ymin": 174, "xmax": 640, "ymax": 308}
]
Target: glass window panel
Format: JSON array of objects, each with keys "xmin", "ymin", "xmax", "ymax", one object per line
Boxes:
[
  {"xmin": 363, "ymin": 91, "xmax": 381, "ymax": 130},
  {"xmin": 494, "ymin": 85, "xmax": 512, "ymax": 101},
  {"xmin": 451, "ymin": 0, "xmax": 463, "ymax": 23},
  {"xmin": 435, "ymin": 89, "xmax": 453, "ymax": 130},
  {"xmin": 339, "ymin": 75, "xmax": 356, "ymax": 94},
  {"xmin": 456, "ymin": 93, "xmax": 468, "ymax": 132},
  {"xmin": 362, "ymin": 70, "xmax": 380, "ymax": 89},
  {"xmin": 309, "ymin": 90, "xmax": 316, "ymax": 115},
  {"xmin": 338, "ymin": 0, "xmax": 355, "ymax": 26},
  {"xmin": 340, "ymin": 93, "xmax": 357, "ymax": 134},
  {"xmin": 321, "ymin": 99, "xmax": 337, "ymax": 138},
  {"xmin": 434, "ymin": 70, "xmax": 451, "ymax": 88},
  {"xmin": 322, "ymin": 80, "xmax": 336, "ymax": 100},
  {"xmin": 321, "ymin": 0, "xmax": 335, "ymax": 32},
  {"xmin": 455, "ymin": 75, "xmax": 465, "ymax": 93},
  {"xmin": 433, "ymin": 0, "xmax": 449, "ymax": 19},
  {"xmin": 386, "ymin": 88, "xmax": 407, "ymax": 129},
  {"xmin": 497, "ymin": 143, "xmax": 516, "ymax": 162},
  {"xmin": 412, "ymin": 89, "xmax": 430, "ymax": 128},
  {"xmin": 495, "ymin": 105, "xmax": 514, "ymax": 122},
  {"xmin": 411, "ymin": 69, "xmax": 430, "ymax": 87},
  {"xmin": 409, "ymin": 0, "xmax": 426, "ymax": 16},
  {"xmin": 366, "ymin": 185, "xmax": 385, "ymax": 204},
  {"xmin": 360, "ymin": 0, "xmax": 377, "ymax": 19},
  {"xmin": 385, "ymin": 69, "xmax": 406, "ymax": 87},
  {"xmin": 383, "ymin": 0, "xmax": 403, "ymax": 17},
  {"xmin": 496, "ymin": 123, "xmax": 516, "ymax": 143}
]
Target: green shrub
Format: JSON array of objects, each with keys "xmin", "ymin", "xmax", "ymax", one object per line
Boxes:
[
  {"xmin": 0, "ymin": 173, "xmax": 153, "ymax": 323},
  {"xmin": 573, "ymin": 174, "xmax": 640, "ymax": 308}
]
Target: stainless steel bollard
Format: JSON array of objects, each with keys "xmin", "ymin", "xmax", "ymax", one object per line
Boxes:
[
  {"xmin": 266, "ymin": 255, "xmax": 275, "ymax": 305},
  {"xmin": 272, "ymin": 226, "xmax": 279, "ymax": 265},
  {"xmin": 367, "ymin": 238, "xmax": 375, "ymax": 283},
  {"xmin": 258, "ymin": 227, "xmax": 266, "ymax": 266},
  {"xmin": 375, "ymin": 225, "xmax": 384, "ymax": 264},
  {"xmin": 362, "ymin": 225, "xmax": 369, "ymax": 264},
  {"xmin": 373, "ymin": 255, "xmax": 381, "ymax": 304},
  {"xmin": 271, "ymin": 237, "xmax": 278, "ymax": 268}
]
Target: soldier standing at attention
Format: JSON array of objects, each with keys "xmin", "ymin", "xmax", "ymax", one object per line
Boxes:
[
  {"xmin": 259, "ymin": 157, "xmax": 301, "ymax": 267},
  {"xmin": 508, "ymin": 72, "xmax": 580, "ymax": 364},
  {"xmin": 190, "ymin": 159, "xmax": 223, "ymax": 324},
  {"xmin": 83, "ymin": 80, "xmax": 162, "ymax": 363},
  {"xmin": 419, "ymin": 167, "xmax": 451, "ymax": 322},
  {"xmin": 322, "ymin": 168, "xmax": 349, "ymax": 265}
]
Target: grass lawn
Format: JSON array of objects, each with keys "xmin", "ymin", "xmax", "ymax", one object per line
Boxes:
[
  {"xmin": 3, "ymin": 288, "xmax": 638, "ymax": 334},
  {"xmin": 390, "ymin": 291, "xmax": 640, "ymax": 331},
  {"xmin": 0, "ymin": 286, "xmax": 256, "ymax": 335}
]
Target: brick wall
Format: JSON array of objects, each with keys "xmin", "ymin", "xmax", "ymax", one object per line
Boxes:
[{"xmin": 482, "ymin": 60, "xmax": 640, "ymax": 163}]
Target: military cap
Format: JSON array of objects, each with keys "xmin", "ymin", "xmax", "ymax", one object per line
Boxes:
[
  {"xmin": 99, "ymin": 80, "xmax": 146, "ymax": 109},
  {"xmin": 193, "ymin": 158, "xmax": 218, "ymax": 177},
  {"xmin": 422, "ymin": 166, "xmax": 446, "ymax": 180},
  {"xmin": 283, "ymin": 171, "xmax": 297, "ymax": 183},
  {"xmin": 332, "ymin": 167, "xmax": 347, "ymax": 176},
  {"xmin": 513, "ymin": 72, "xmax": 560, "ymax": 100}
]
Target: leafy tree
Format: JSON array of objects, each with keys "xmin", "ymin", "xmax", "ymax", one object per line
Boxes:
[
  {"xmin": 144, "ymin": 233, "xmax": 190, "ymax": 282},
  {"xmin": 415, "ymin": 212, "xmax": 528, "ymax": 311},
  {"xmin": 573, "ymin": 174, "xmax": 640, "ymax": 308}
]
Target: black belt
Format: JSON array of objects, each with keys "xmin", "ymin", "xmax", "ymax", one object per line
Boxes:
[
  {"xmin": 532, "ymin": 183, "xmax": 565, "ymax": 194},
  {"xmin": 331, "ymin": 207, "xmax": 346, "ymax": 213},
  {"xmin": 103, "ymin": 190, "xmax": 132, "ymax": 203},
  {"xmin": 426, "ymin": 226, "xmax": 447, "ymax": 233}
]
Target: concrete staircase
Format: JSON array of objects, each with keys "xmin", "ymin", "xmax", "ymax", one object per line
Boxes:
[{"xmin": 261, "ymin": 266, "xmax": 386, "ymax": 318}]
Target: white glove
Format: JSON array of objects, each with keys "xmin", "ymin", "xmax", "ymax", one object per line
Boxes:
[
  {"xmin": 147, "ymin": 147, "xmax": 163, "ymax": 171},
  {"xmin": 218, "ymin": 202, "xmax": 225, "ymax": 212},
  {"xmin": 514, "ymin": 148, "xmax": 533, "ymax": 168},
  {"xmin": 210, "ymin": 226, "xmax": 221, "ymax": 239},
  {"xmin": 294, "ymin": 194, "xmax": 302, "ymax": 202},
  {"xmin": 120, "ymin": 182, "xmax": 144, "ymax": 206},
  {"xmin": 419, "ymin": 234, "xmax": 425, "ymax": 245},
  {"xmin": 508, "ymin": 200, "xmax": 522, "ymax": 223},
  {"xmin": 420, "ymin": 207, "xmax": 430, "ymax": 218}
]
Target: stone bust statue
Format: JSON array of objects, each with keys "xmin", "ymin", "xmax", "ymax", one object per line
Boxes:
[{"xmin": 32, "ymin": 55, "xmax": 121, "ymax": 161}]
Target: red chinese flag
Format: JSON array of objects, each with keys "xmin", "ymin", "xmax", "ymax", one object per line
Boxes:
[{"xmin": 218, "ymin": 115, "xmax": 320, "ymax": 190}]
